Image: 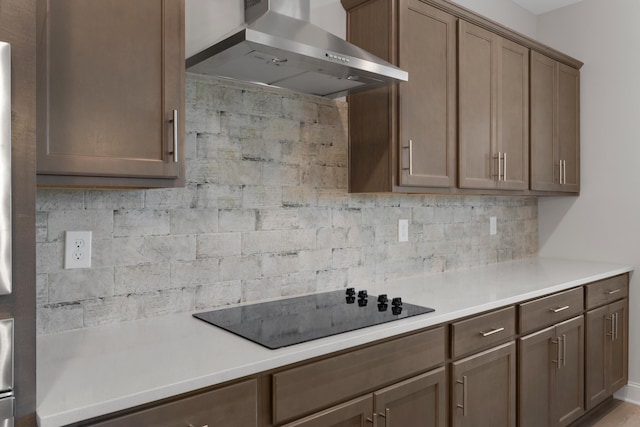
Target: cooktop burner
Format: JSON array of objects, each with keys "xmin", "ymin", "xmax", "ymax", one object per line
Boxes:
[{"xmin": 193, "ymin": 288, "xmax": 434, "ymax": 349}]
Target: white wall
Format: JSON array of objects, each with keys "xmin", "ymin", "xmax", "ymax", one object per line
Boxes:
[
  {"xmin": 185, "ymin": 0, "xmax": 535, "ymax": 58},
  {"xmin": 537, "ymin": 0, "xmax": 640, "ymax": 404}
]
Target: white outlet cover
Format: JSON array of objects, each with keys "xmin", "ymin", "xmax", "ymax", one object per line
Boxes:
[
  {"xmin": 490, "ymin": 217, "xmax": 497, "ymax": 236},
  {"xmin": 65, "ymin": 231, "xmax": 92, "ymax": 269},
  {"xmin": 398, "ymin": 219, "xmax": 409, "ymax": 242}
]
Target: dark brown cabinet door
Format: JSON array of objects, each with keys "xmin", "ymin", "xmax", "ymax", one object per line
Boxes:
[
  {"xmin": 530, "ymin": 51, "xmax": 580, "ymax": 193},
  {"xmin": 557, "ymin": 63, "xmax": 580, "ymax": 192},
  {"xmin": 458, "ymin": 21, "xmax": 528, "ymax": 190},
  {"xmin": 585, "ymin": 305, "xmax": 609, "ymax": 410},
  {"xmin": 37, "ymin": 0, "xmax": 185, "ymax": 187},
  {"xmin": 586, "ymin": 299, "xmax": 628, "ymax": 410},
  {"xmin": 374, "ymin": 367, "xmax": 447, "ymax": 427},
  {"xmin": 497, "ymin": 38, "xmax": 529, "ymax": 190},
  {"xmin": 90, "ymin": 379, "xmax": 258, "ymax": 427},
  {"xmin": 398, "ymin": 0, "xmax": 456, "ymax": 188},
  {"xmin": 282, "ymin": 395, "xmax": 373, "ymax": 427},
  {"xmin": 518, "ymin": 326, "xmax": 555, "ymax": 427},
  {"xmin": 519, "ymin": 316, "xmax": 584, "ymax": 427},
  {"xmin": 553, "ymin": 316, "xmax": 584, "ymax": 427},
  {"xmin": 451, "ymin": 341, "xmax": 516, "ymax": 427},
  {"xmin": 608, "ymin": 299, "xmax": 628, "ymax": 393},
  {"xmin": 458, "ymin": 20, "xmax": 498, "ymax": 190}
]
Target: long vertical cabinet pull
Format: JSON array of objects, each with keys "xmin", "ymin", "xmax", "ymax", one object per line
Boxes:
[
  {"xmin": 552, "ymin": 338, "xmax": 561, "ymax": 368},
  {"xmin": 171, "ymin": 109, "xmax": 179, "ymax": 163},
  {"xmin": 366, "ymin": 413, "xmax": 378, "ymax": 426},
  {"xmin": 503, "ymin": 152, "xmax": 507, "ymax": 181},
  {"xmin": 563, "ymin": 160, "xmax": 567, "ymax": 185},
  {"xmin": 457, "ymin": 375, "xmax": 468, "ymax": 416},
  {"xmin": 378, "ymin": 408, "xmax": 391, "ymax": 426},
  {"xmin": 562, "ymin": 334, "xmax": 567, "ymax": 367},
  {"xmin": 497, "ymin": 152, "xmax": 502, "ymax": 181},
  {"xmin": 409, "ymin": 140, "xmax": 413, "ymax": 176},
  {"xmin": 402, "ymin": 141, "xmax": 414, "ymax": 176},
  {"xmin": 606, "ymin": 315, "xmax": 614, "ymax": 340}
]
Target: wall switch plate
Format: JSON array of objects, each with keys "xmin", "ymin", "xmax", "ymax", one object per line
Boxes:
[
  {"xmin": 398, "ymin": 219, "xmax": 409, "ymax": 242},
  {"xmin": 64, "ymin": 231, "xmax": 92, "ymax": 269},
  {"xmin": 490, "ymin": 217, "xmax": 497, "ymax": 236}
]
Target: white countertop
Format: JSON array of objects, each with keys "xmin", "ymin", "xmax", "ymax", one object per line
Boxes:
[{"xmin": 36, "ymin": 257, "xmax": 633, "ymax": 427}]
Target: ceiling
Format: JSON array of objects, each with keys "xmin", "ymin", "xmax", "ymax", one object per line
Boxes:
[{"xmin": 511, "ymin": 0, "xmax": 584, "ymax": 15}]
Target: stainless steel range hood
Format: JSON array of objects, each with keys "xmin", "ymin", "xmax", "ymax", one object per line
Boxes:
[{"xmin": 186, "ymin": 0, "xmax": 408, "ymax": 98}]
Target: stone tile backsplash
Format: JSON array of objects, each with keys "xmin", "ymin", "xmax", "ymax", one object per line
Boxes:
[{"xmin": 35, "ymin": 74, "xmax": 538, "ymax": 335}]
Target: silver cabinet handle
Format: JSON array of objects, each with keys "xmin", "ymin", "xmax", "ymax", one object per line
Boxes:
[
  {"xmin": 562, "ymin": 333, "xmax": 567, "ymax": 367},
  {"xmin": 497, "ymin": 152, "xmax": 502, "ymax": 181},
  {"xmin": 606, "ymin": 315, "xmax": 614, "ymax": 340},
  {"xmin": 481, "ymin": 327, "xmax": 505, "ymax": 337},
  {"xmin": 550, "ymin": 305, "xmax": 570, "ymax": 313},
  {"xmin": 366, "ymin": 412, "xmax": 377, "ymax": 426},
  {"xmin": 607, "ymin": 289, "xmax": 621, "ymax": 295},
  {"xmin": 503, "ymin": 152, "xmax": 507, "ymax": 181},
  {"xmin": 559, "ymin": 160, "xmax": 564, "ymax": 184},
  {"xmin": 378, "ymin": 408, "xmax": 391, "ymax": 426},
  {"xmin": 171, "ymin": 109, "xmax": 179, "ymax": 163},
  {"xmin": 457, "ymin": 376, "xmax": 468, "ymax": 416},
  {"xmin": 552, "ymin": 338, "xmax": 561, "ymax": 368},
  {"xmin": 409, "ymin": 140, "xmax": 413, "ymax": 176},
  {"xmin": 614, "ymin": 312, "xmax": 619, "ymax": 340},
  {"xmin": 563, "ymin": 160, "xmax": 567, "ymax": 185},
  {"xmin": 402, "ymin": 141, "xmax": 413, "ymax": 176}
]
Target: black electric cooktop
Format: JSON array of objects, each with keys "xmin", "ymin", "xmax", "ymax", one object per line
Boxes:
[{"xmin": 193, "ymin": 288, "xmax": 434, "ymax": 349}]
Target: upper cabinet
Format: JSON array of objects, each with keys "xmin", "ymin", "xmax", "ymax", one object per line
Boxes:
[
  {"xmin": 530, "ymin": 51, "xmax": 580, "ymax": 193},
  {"xmin": 398, "ymin": 0, "xmax": 457, "ymax": 189},
  {"xmin": 346, "ymin": 0, "xmax": 457, "ymax": 193},
  {"xmin": 458, "ymin": 21, "xmax": 529, "ymax": 191},
  {"xmin": 37, "ymin": 0, "xmax": 185, "ymax": 188},
  {"xmin": 343, "ymin": 0, "xmax": 582, "ymax": 196}
]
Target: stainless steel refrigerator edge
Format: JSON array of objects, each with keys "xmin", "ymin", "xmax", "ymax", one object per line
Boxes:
[
  {"xmin": 0, "ymin": 41, "xmax": 10, "ymax": 296},
  {"xmin": 0, "ymin": 41, "xmax": 14, "ymax": 427}
]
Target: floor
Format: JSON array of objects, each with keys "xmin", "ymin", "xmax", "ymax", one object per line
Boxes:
[{"xmin": 577, "ymin": 400, "xmax": 640, "ymax": 427}]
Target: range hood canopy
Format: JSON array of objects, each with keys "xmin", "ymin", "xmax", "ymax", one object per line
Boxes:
[{"xmin": 186, "ymin": 0, "xmax": 408, "ymax": 98}]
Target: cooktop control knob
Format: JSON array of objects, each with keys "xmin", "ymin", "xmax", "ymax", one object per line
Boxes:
[
  {"xmin": 358, "ymin": 290, "xmax": 368, "ymax": 300},
  {"xmin": 377, "ymin": 294, "xmax": 388, "ymax": 304},
  {"xmin": 392, "ymin": 297, "xmax": 403, "ymax": 307},
  {"xmin": 345, "ymin": 287, "xmax": 356, "ymax": 297}
]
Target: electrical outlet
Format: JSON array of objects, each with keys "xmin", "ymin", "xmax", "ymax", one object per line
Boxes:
[
  {"xmin": 398, "ymin": 219, "xmax": 409, "ymax": 242},
  {"xmin": 490, "ymin": 217, "xmax": 497, "ymax": 236},
  {"xmin": 65, "ymin": 231, "xmax": 92, "ymax": 269}
]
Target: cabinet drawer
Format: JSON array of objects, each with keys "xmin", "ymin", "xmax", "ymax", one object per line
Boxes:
[
  {"xmin": 91, "ymin": 379, "xmax": 257, "ymax": 427},
  {"xmin": 519, "ymin": 287, "xmax": 583, "ymax": 334},
  {"xmin": 451, "ymin": 306, "xmax": 516, "ymax": 358},
  {"xmin": 272, "ymin": 327, "xmax": 445, "ymax": 424},
  {"xmin": 585, "ymin": 274, "xmax": 628, "ymax": 309}
]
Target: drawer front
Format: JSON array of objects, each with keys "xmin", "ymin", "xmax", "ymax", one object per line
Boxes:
[
  {"xmin": 91, "ymin": 379, "xmax": 258, "ymax": 427},
  {"xmin": 451, "ymin": 306, "xmax": 516, "ymax": 358},
  {"xmin": 585, "ymin": 274, "xmax": 628, "ymax": 309},
  {"xmin": 272, "ymin": 327, "xmax": 445, "ymax": 424},
  {"xmin": 519, "ymin": 287, "xmax": 584, "ymax": 334}
]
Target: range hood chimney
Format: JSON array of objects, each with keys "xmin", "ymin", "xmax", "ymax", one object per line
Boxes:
[{"xmin": 186, "ymin": 0, "xmax": 408, "ymax": 98}]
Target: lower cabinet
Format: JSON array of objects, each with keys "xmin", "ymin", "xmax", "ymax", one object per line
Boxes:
[
  {"xmin": 283, "ymin": 367, "xmax": 447, "ymax": 427},
  {"xmin": 518, "ymin": 316, "xmax": 584, "ymax": 427},
  {"xmin": 451, "ymin": 341, "xmax": 516, "ymax": 427},
  {"xmin": 87, "ymin": 379, "xmax": 258, "ymax": 427},
  {"xmin": 586, "ymin": 298, "xmax": 628, "ymax": 410}
]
